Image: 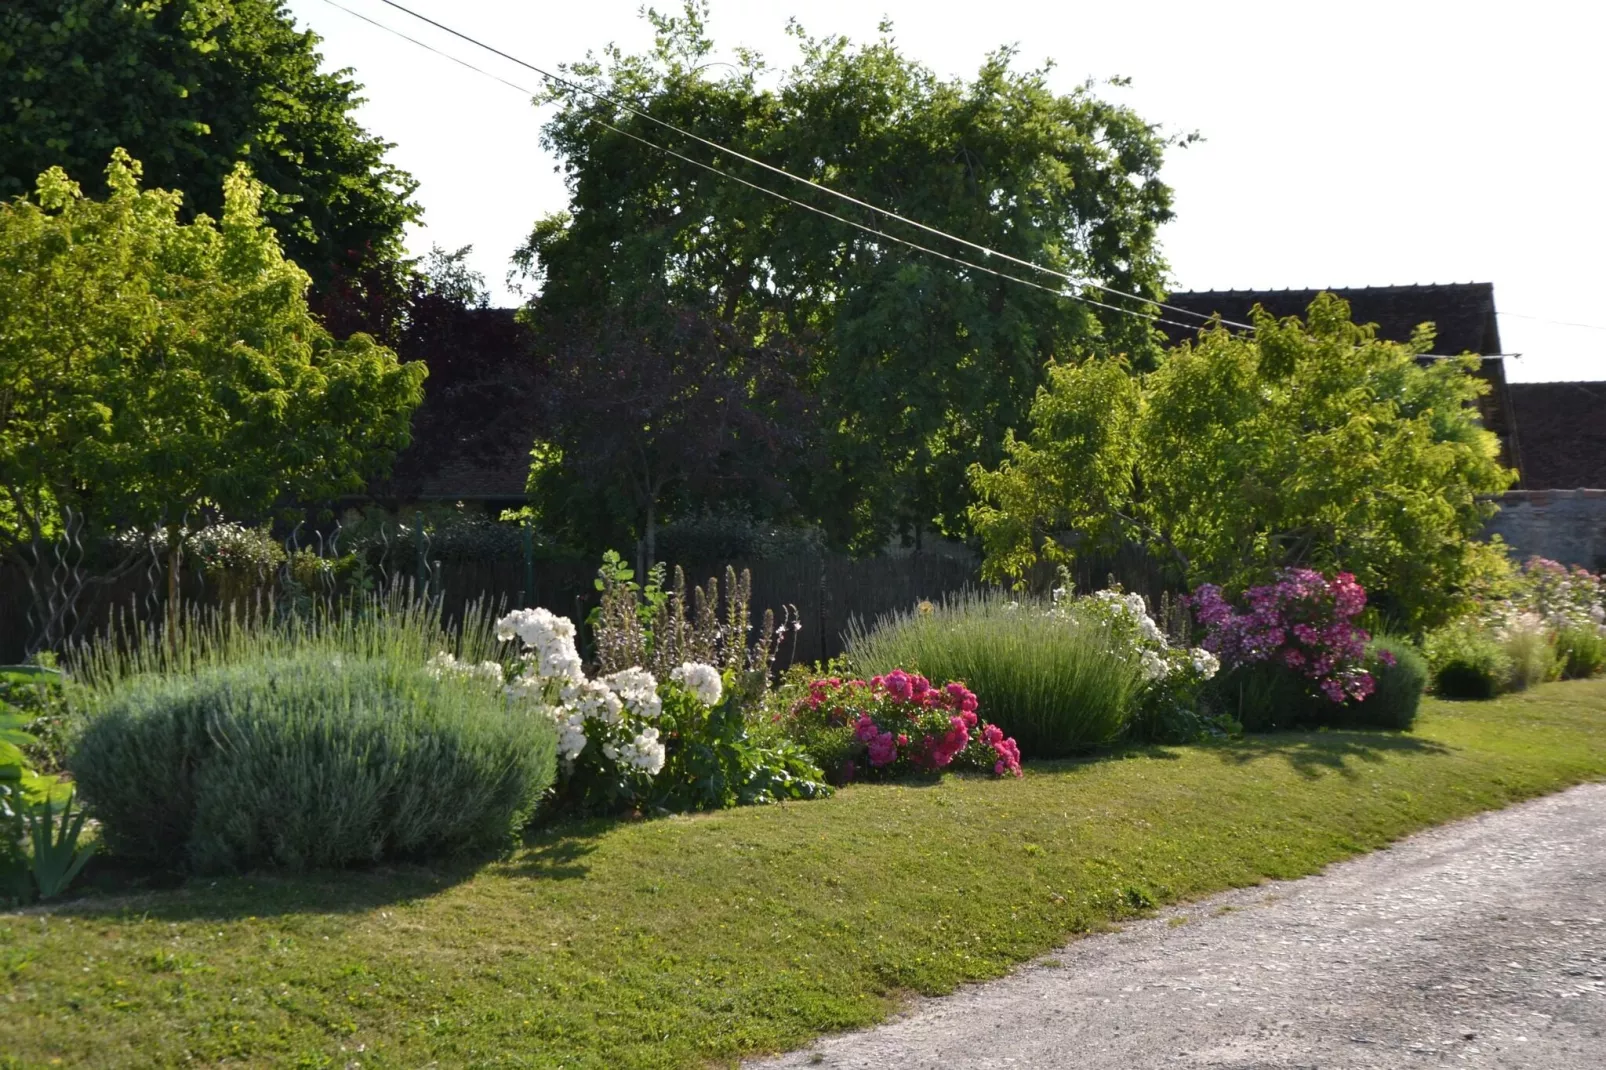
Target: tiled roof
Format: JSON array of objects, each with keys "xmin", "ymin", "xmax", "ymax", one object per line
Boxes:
[
  {"xmin": 1508, "ymin": 381, "xmax": 1606, "ymax": 490},
  {"xmin": 1158, "ymin": 282, "xmax": 1501, "ymax": 355}
]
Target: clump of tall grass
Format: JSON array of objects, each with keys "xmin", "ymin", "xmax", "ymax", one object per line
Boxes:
[
  {"xmin": 844, "ymin": 591, "xmax": 1144, "ymax": 758},
  {"xmin": 65, "ymin": 590, "xmax": 555, "ymax": 874}
]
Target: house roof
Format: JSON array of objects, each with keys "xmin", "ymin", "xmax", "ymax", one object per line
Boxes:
[
  {"xmin": 1508, "ymin": 381, "xmax": 1606, "ymax": 490},
  {"xmin": 1158, "ymin": 282, "xmax": 1502, "ymax": 355}
]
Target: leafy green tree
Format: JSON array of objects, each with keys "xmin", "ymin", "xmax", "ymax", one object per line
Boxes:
[
  {"xmin": 0, "ymin": 0, "xmax": 418, "ymax": 292},
  {"xmin": 0, "ymin": 150, "xmax": 426, "ymax": 649},
  {"xmin": 521, "ymin": 3, "xmax": 1182, "ymax": 551},
  {"xmin": 968, "ymin": 294, "xmax": 1516, "ymax": 629}
]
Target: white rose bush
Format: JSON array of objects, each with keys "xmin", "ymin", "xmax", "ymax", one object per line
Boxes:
[{"xmin": 436, "ymin": 606, "xmax": 831, "ymax": 816}]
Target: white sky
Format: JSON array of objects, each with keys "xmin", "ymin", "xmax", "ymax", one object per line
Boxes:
[{"xmin": 284, "ymin": 0, "xmax": 1606, "ymax": 383}]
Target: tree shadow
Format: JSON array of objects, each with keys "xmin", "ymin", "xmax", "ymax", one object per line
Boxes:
[
  {"xmin": 503, "ymin": 816, "xmax": 617, "ymax": 881},
  {"xmin": 1213, "ymin": 729, "xmax": 1452, "ymax": 780}
]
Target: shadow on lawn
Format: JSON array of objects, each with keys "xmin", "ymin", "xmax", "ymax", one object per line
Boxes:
[
  {"xmin": 1217, "ymin": 730, "xmax": 1452, "ymax": 780},
  {"xmin": 53, "ymin": 818, "xmax": 622, "ymax": 920}
]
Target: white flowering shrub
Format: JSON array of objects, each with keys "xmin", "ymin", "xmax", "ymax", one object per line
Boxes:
[
  {"xmin": 1052, "ymin": 579, "xmax": 1224, "ymax": 741},
  {"xmin": 488, "ymin": 608, "xmax": 829, "ymax": 815}
]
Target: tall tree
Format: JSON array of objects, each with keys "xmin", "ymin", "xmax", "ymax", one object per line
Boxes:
[
  {"xmin": 0, "ymin": 0, "xmax": 418, "ymax": 293},
  {"xmin": 967, "ymin": 294, "xmax": 1516, "ymax": 630},
  {"xmin": 519, "ymin": 3, "xmax": 1182, "ymax": 551},
  {"xmin": 528, "ymin": 303, "xmax": 817, "ymax": 563},
  {"xmin": 0, "ymin": 150, "xmax": 426, "ymax": 649}
]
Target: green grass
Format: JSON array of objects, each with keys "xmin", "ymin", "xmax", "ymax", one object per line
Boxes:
[{"xmin": 4, "ymin": 680, "xmax": 1605, "ymax": 1069}]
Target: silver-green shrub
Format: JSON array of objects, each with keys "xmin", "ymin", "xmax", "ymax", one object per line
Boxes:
[{"xmin": 70, "ymin": 647, "xmax": 554, "ymax": 873}]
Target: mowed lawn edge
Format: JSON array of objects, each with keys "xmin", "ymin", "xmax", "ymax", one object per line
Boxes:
[{"xmin": 3, "ymin": 680, "xmax": 1604, "ymax": 1069}]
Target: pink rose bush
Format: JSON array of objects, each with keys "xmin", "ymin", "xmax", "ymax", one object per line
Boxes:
[
  {"xmin": 1191, "ymin": 569, "xmax": 1377, "ymax": 704},
  {"xmin": 788, "ymin": 669, "xmax": 1021, "ymax": 781}
]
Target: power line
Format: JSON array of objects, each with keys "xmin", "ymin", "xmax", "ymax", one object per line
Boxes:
[
  {"xmin": 358, "ymin": 0, "xmax": 1247, "ymax": 332},
  {"xmin": 1501, "ymin": 311, "xmax": 1606, "ymax": 333},
  {"xmin": 319, "ymin": 0, "xmax": 1212, "ymax": 334}
]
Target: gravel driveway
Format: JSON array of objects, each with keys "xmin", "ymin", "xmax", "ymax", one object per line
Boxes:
[{"xmin": 752, "ymin": 782, "xmax": 1606, "ymax": 1069}]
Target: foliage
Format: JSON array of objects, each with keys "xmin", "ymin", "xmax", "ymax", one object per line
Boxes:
[
  {"xmin": 845, "ymin": 590, "xmax": 1146, "ymax": 757},
  {"xmin": 968, "ymin": 294, "xmax": 1516, "ymax": 630},
  {"xmin": 1191, "ymin": 570, "xmax": 1377, "ymax": 705},
  {"xmin": 784, "ymin": 670, "xmax": 1021, "ymax": 783},
  {"xmin": 526, "ymin": 305, "xmax": 817, "ymax": 560},
  {"xmin": 1554, "ymin": 625, "xmax": 1606, "ymax": 680},
  {"xmin": 3, "ymin": 681, "xmax": 1604, "ymax": 1067},
  {"xmin": 493, "ymin": 607, "xmax": 828, "ymax": 816},
  {"xmin": 523, "ymin": 3, "xmax": 1182, "ymax": 550},
  {"xmin": 1423, "ymin": 621, "xmax": 1511, "ymax": 700},
  {"xmin": 652, "ymin": 678, "xmax": 833, "ymax": 810},
  {"xmin": 21, "ymin": 787, "xmax": 96, "ymax": 900},
  {"xmin": 1496, "ymin": 614, "xmax": 1556, "ymax": 692},
  {"xmin": 69, "ymin": 652, "xmax": 555, "ymax": 873},
  {"xmin": 655, "ymin": 506, "xmax": 825, "ymax": 564},
  {"xmin": 2, "ymin": 665, "xmax": 93, "ymax": 903},
  {"xmin": 0, "ymin": 0, "xmax": 418, "ymax": 291},
  {"xmin": 0, "ymin": 151, "xmax": 426, "ymax": 650},
  {"xmin": 589, "ymin": 554, "xmax": 799, "ymax": 693},
  {"xmin": 1345, "ymin": 637, "xmax": 1428, "ymax": 730}
]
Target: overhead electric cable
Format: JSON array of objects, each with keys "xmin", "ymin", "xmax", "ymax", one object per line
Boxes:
[
  {"xmin": 319, "ymin": 0, "xmax": 1212, "ymax": 333},
  {"xmin": 356, "ymin": 0, "xmax": 1249, "ymax": 331}
]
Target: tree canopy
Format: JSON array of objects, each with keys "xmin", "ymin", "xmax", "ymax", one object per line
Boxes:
[
  {"xmin": 0, "ymin": 150, "xmax": 426, "ymax": 645},
  {"xmin": 0, "ymin": 0, "xmax": 418, "ymax": 291},
  {"xmin": 967, "ymin": 294, "xmax": 1516, "ymax": 630},
  {"xmin": 520, "ymin": 3, "xmax": 1183, "ymax": 551}
]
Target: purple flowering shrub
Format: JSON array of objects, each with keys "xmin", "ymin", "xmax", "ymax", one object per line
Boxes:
[{"xmin": 1191, "ymin": 569, "xmax": 1384, "ymax": 706}]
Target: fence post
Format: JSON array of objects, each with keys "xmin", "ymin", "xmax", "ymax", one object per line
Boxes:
[{"xmin": 522, "ymin": 522, "xmax": 535, "ymax": 608}]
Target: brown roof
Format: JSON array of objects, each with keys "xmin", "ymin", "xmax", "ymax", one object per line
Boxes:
[
  {"xmin": 1159, "ymin": 283, "xmax": 1502, "ymax": 355},
  {"xmin": 1508, "ymin": 382, "xmax": 1606, "ymax": 490}
]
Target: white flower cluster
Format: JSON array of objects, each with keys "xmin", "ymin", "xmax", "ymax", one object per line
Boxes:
[
  {"xmin": 602, "ymin": 727, "xmax": 666, "ymax": 774},
  {"xmin": 424, "ymin": 651, "xmax": 505, "ymax": 686},
  {"xmin": 492, "ymin": 608, "xmax": 668, "ymax": 778},
  {"xmin": 497, "ymin": 607, "xmax": 583, "ymax": 684},
  {"xmin": 1190, "ymin": 648, "xmax": 1221, "ymax": 679},
  {"xmin": 670, "ymin": 661, "xmax": 723, "ymax": 707},
  {"xmin": 1093, "ymin": 589, "xmax": 1166, "ymax": 645}
]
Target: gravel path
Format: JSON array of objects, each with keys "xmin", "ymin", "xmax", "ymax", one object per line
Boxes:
[{"xmin": 752, "ymin": 782, "xmax": 1606, "ymax": 1069}]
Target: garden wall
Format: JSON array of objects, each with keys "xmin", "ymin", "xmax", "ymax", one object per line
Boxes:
[{"xmin": 1484, "ymin": 489, "xmax": 1606, "ymax": 571}]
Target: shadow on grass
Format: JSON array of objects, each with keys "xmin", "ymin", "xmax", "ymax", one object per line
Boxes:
[
  {"xmin": 50, "ymin": 817, "xmax": 625, "ymax": 921},
  {"xmin": 1215, "ymin": 729, "xmax": 1452, "ymax": 780}
]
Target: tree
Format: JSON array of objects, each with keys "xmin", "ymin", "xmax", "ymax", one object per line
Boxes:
[
  {"xmin": 519, "ymin": 3, "xmax": 1182, "ymax": 551},
  {"xmin": 967, "ymin": 294, "xmax": 1516, "ymax": 629},
  {"xmin": 0, "ymin": 0, "xmax": 418, "ymax": 293},
  {"xmin": 0, "ymin": 150, "xmax": 426, "ymax": 649},
  {"xmin": 527, "ymin": 303, "xmax": 817, "ymax": 564}
]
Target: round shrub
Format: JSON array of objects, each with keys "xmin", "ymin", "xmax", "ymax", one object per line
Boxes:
[
  {"xmin": 1555, "ymin": 624, "xmax": 1606, "ymax": 680},
  {"xmin": 1424, "ymin": 623, "xmax": 1510, "ymax": 700},
  {"xmin": 1343, "ymin": 637, "xmax": 1428, "ymax": 730},
  {"xmin": 69, "ymin": 655, "xmax": 555, "ymax": 873},
  {"xmin": 1205, "ymin": 662, "xmax": 1326, "ymax": 732}
]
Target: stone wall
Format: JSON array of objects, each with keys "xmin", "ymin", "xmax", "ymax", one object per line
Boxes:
[{"xmin": 1484, "ymin": 489, "xmax": 1606, "ymax": 571}]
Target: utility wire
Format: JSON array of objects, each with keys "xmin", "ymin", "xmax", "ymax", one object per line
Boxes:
[
  {"xmin": 1500, "ymin": 311, "xmax": 1606, "ymax": 333},
  {"xmin": 320, "ymin": 0, "xmax": 1211, "ymax": 333},
  {"xmin": 359, "ymin": 0, "xmax": 1248, "ymax": 331}
]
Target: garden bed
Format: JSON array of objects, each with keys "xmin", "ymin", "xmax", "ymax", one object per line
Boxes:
[{"xmin": 3, "ymin": 679, "xmax": 1605, "ymax": 1069}]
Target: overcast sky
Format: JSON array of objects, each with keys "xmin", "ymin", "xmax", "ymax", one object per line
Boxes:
[{"xmin": 284, "ymin": 0, "xmax": 1605, "ymax": 383}]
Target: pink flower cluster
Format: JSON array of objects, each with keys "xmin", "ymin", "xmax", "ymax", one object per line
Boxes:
[
  {"xmin": 1191, "ymin": 569, "xmax": 1376, "ymax": 703},
  {"xmin": 800, "ymin": 670, "xmax": 1022, "ymax": 778}
]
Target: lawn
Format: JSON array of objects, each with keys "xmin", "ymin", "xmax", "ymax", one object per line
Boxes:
[{"xmin": 3, "ymin": 679, "xmax": 1605, "ymax": 1069}]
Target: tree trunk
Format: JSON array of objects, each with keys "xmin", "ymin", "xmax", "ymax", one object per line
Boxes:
[
  {"xmin": 644, "ymin": 496, "xmax": 657, "ymax": 570},
  {"xmin": 166, "ymin": 525, "xmax": 182, "ymax": 650}
]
